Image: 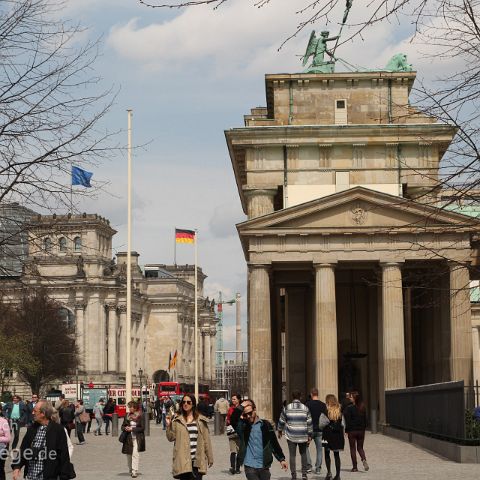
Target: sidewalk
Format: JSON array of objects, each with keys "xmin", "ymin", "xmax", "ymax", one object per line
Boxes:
[
  {"xmin": 6, "ymin": 423, "xmax": 480, "ymax": 479},
  {"xmin": 72, "ymin": 423, "xmax": 480, "ymax": 479}
]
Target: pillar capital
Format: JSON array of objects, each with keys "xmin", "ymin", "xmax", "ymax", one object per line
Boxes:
[{"xmin": 313, "ymin": 262, "xmax": 337, "ymax": 271}]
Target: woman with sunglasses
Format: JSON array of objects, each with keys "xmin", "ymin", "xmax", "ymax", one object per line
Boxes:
[{"xmin": 166, "ymin": 394, "xmax": 213, "ymax": 479}]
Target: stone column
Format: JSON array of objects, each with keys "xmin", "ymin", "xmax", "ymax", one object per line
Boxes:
[
  {"xmin": 198, "ymin": 327, "xmax": 204, "ymax": 381},
  {"xmin": 381, "ymin": 263, "xmax": 406, "ymax": 388},
  {"xmin": 450, "ymin": 263, "xmax": 473, "ymax": 384},
  {"xmin": 314, "ymin": 264, "xmax": 338, "ymax": 402},
  {"xmin": 203, "ymin": 330, "xmax": 211, "ymax": 381},
  {"xmin": 380, "ymin": 263, "xmax": 406, "ymax": 422},
  {"xmin": 249, "ymin": 264, "xmax": 272, "ymax": 420},
  {"xmin": 210, "ymin": 331, "xmax": 216, "ymax": 382},
  {"xmin": 106, "ymin": 303, "xmax": 117, "ymax": 372},
  {"xmin": 244, "ymin": 188, "xmax": 277, "ymax": 219},
  {"xmin": 472, "ymin": 327, "xmax": 480, "ymax": 387},
  {"xmin": 74, "ymin": 302, "xmax": 86, "ymax": 371},
  {"xmin": 118, "ymin": 305, "xmax": 127, "ymax": 373}
]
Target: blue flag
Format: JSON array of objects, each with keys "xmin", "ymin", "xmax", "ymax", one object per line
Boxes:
[{"xmin": 71, "ymin": 166, "xmax": 93, "ymax": 187}]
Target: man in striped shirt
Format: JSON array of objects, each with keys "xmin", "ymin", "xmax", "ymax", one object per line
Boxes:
[{"xmin": 278, "ymin": 391, "xmax": 313, "ymax": 480}]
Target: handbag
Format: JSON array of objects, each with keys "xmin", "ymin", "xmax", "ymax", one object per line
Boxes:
[
  {"xmin": 67, "ymin": 461, "xmax": 76, "ymax": 479},
  {"xmin": 118, "ymin": 430, "xmax": 128, "ymax": 443},
  {"xmin": 319, "ymin": 413, "xmax": 330, "ymax": 430},
  {"xmin": 79, "ymin": 411, "xmax": 90, "ymax": 423},
  {"xmin": 226, "ymin": 424, "xmax": 238, "ymax": 438}
]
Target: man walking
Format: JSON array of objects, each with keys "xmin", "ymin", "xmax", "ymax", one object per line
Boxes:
[
  {"xmin": 26, "ymin": 394, "xmax": 39, "ymax": 427},
  {"xmin": 214, "ymin": 395, "xmax": 230, "ymax": 434},
  {"xmin": 305, "ymin": 388, "xmax": 327, "ymax": 474},
  {"xmin": 5, "ymin": 395, "xmax": 27, "ymax": 450},
  {"xmin": 230, "ymin": 399, "xmax": 288, "ymax": 479},
  {"xmin": 278, "ymin": 391, "xmax": 313, "ymax": 480},
  {"xmin": 12, "ymin": 400, "xmax": 71, "ymax": 480}
]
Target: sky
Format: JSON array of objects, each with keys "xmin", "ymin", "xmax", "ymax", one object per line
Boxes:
[{"xmin": 54, "ymin": 0, "xmax": 454, "ymax": 351}]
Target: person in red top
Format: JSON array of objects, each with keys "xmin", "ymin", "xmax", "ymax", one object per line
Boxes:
[{"xmin": 226, "ymin": 394, "xmax": 242, "ymax": 475}]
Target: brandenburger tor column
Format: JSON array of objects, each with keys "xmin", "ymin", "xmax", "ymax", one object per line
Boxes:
[
  {"xmin": 248, "ymin": 263, "xmax": 272, "ymax": 420},
  {"xmin": 315, "ymin": 263, "xmax": 338, "ymax": 401}
]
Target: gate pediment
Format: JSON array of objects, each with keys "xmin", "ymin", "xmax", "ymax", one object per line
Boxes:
[{"xmin": 238, "ymin": 187, "xmax": 477, "ymax": 232}]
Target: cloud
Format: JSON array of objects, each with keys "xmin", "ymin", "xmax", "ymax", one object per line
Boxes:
[
  {"xmin": 106, "ymin": 0, "xmax": 304, "ymax": 76},
  {"xmin": 208, "ymin": 202, "xmax": 244, "ymax": 239}
]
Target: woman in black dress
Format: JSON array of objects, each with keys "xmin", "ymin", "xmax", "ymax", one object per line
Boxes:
[{"xmin": 322, "ymin": 394, "xmax": 345, "ymax": 480}]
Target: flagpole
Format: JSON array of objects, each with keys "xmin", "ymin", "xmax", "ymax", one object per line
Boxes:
[
  {"xmin": 194, "ymin": 229, "xmax": 198, "ymax": 400},
  {"xmin": 70, "ymin": 164, "xmax": 73, "ymax": 214},
  {"xmin": 174, "ymin": 227, "xmax": 177, "ymax": 265},
  {"xmin": 126, "ymin": 109, "xmax": 133, "ymax": 402}
]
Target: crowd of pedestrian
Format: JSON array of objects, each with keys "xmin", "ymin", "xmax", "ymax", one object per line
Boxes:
[{"xmin": 0, "ymin": 387, "xmax": 371, "ymax": 480}]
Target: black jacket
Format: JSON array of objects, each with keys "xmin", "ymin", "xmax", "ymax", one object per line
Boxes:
[
  {"xmin": 230, "ymin": 406, "xmax": 285, "ymax": 468},
  {"xmin": 344, "ymin": 404, "xmax": 367, "ymax": 432},
  {"xmin": 12, "ymin": 421, "xmax": 71, "ymax": 480}
]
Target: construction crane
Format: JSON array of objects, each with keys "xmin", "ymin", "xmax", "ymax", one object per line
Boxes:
[{"xmin": 215, "ymin": 292, "xmax": 236, "ymax": 368}]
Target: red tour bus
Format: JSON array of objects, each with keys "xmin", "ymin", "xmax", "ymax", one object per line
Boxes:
[
  {"xmin": 108, "ymin": 387, "xmax": 141, "ymax": 417},
  {"xmin": 157, "ymin": 382, "xmax": 210, "ymax": 401}
]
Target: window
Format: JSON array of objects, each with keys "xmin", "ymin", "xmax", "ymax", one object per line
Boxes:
[
  {"xmin": 335, "ymin": 99, "xmax": 348, "ymax": 125},
  {"xmin": 59, "ymin": 237, "xmax": 67, "ymax": 252},
  {"xmin": 74, "ymin": 236, "xmax": 81, "ymax": 252},
  {"xmin": 44, "ymin": 237, "xmax": 52, "ymax": 252}
]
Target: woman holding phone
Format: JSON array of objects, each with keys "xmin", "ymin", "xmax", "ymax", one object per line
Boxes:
[{"xmin": 166, "ymin": 394, "xmax": 213, "ymax": 479}]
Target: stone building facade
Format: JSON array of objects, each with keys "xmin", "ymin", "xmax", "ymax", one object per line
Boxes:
[
  {"xmin": 0, "ymin": 213, "xmax": 217, "ymax": 390},
  {"xmin": 226, "ymin": 71, "xmax": 480, "ymax": 421}
]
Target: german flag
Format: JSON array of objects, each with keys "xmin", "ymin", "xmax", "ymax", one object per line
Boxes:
[{"xmin": 175, "ymin": 228, "xmax": 195, "ymax": 244}]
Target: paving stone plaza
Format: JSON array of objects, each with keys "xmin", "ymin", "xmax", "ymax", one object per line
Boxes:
[{"xmin": 6, "ymin": 422, "xmax": 475, "ymax": 480}]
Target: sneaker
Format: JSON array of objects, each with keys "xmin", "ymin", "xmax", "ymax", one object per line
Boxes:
[
  {"xmin": 235, "ymin": 468, "xmax": 241, "ymax": 474},
  {"xmin": 229, "ymin": 468, "xmax": 235, "ymax": 475},
  {"xmin": 315, "ymin": 467, "xmax": 321, "ymax": 474},
  {"xmin": 307, "ymin": 468, "xmax": 313, "ymax": 473},
  {"xmin": 325, "ymin": 474, "xmax": 332, "ymax": 480},
  {"xmin": 131, "ymin": 472, "xmax": 138, "ymax": 478},
  {"xmin": 362, "ymin": 459, "xmax": 369, "ymax": 471},
  {"xmin": 351, "ymin": 467, "xmax": 358, "ymax": 472},
  {"xmin": 302, "ymin": 476, "xmax": 308, "ymax": 480}
]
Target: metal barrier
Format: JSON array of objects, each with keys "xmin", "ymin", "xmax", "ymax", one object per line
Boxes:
[
  {"xmin": 144, "ymin": 412, "xmax": 150, "ymax": 436},
  {"xmin": 385, "ymin": 381, "xmax": 465, "ymax": 441}
]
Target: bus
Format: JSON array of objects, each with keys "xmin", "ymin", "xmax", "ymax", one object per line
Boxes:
[
  {"xmin": 108, "ymin": 387, "xmax": 142, "ymax": 417},
  {"xmin": 157, "ymin": 382, "xmax": 210, "ymax": 401}
]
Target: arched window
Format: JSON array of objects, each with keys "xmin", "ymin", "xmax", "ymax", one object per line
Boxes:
[
  {"xmin": 59, "ymin": 237, "xmax": 67, "ymax": 252},
  {"xmin": 44, "ymin": 237, "xmax": 52, "ymax": 252},
  {"xmin": 74, "ymin": 236, "xmax": 82, "ymax": 252}
]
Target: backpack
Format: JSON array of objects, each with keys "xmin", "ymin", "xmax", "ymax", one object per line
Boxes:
[{"xmin": 60, "ymin": 407, "xmax": 74, "ymax": 423}]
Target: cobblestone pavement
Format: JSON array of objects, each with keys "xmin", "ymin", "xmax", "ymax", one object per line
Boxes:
[{"xmin": 5, "ymin": 423, "xmax": 480, "ymax": 479}]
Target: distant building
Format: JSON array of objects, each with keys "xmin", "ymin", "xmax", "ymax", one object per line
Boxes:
[
  {"xmin": 0, "ymin": 213, "xmax": 217, "ymax": 392},
  {"xmin": 216, "ymin": 360, "xmax": 248, "ymax": 397},
  {"xmin": 0, "ymin": 203, "xmax": 37, "ymax": 277}
]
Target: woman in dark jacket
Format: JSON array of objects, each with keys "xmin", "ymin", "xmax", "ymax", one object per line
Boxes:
[
  {"xmin": 103, "ymin": 399, "xmax": 115, "ymax": 435},
  {"xmin": 344, "ymin": 392, "xmax": 369, "ymax": 472},
  {"xmin": 322, "ymin": 394, "xmax": 345, "ymax": 480},
  {"xmin": 121, "ymin": 401, "xmax": 146, "ymax": 479}
]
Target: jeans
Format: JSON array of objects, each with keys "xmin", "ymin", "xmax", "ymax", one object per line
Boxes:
[
  {"xmin": 95, "ymin": 416, "xmax": 103, "ymax": 434},
  {"xmin": 347, "ymin": 430, "xmax": 366, "ymax": 468},
  {"xmin": 244, "ymin": 466, "xmax": 271, "ymax": 480},
  {"xmin": 10, "ymin": 421, "xmax": 21, "ymax": 449},
  {"xmin": 76, "ymin": 422, "xmax": 85, "ymax": 443},
  {"xmin": 287, "ymin": 440, "xmax": 308, "ymax": 478},
  {"xmin": 103, "ymin": 416, "xmax": 111, "ymax": 434},
  {"xmin": 306, "ymin": 431, "xmax": 323, "ymax": 470},
  {"xmin": 0, "ymin": 453, "xmax": 6, "ymax": 480},
  {"xmin": 162, "ymin": 413, "xmax": 167, "ymax": 430}
]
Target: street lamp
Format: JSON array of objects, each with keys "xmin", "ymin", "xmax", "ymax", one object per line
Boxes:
[{"xmin": 138, "ymin": 369, "xmax": 143, "ymax": 404}]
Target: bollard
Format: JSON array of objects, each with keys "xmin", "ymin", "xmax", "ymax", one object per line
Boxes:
[
  {"xmin": 214, "ymin": 411, "xmax": 221, "ymax": 436},
  {"xmin": 144, "ymin": 411, "xmax": 150, "ymax": 436},
  {"xmin": 111, "ymin": 413, "xmax": 119, "ymax": 437},
  {"xmin": 370, "ymin": 409, "xmax": 378, "ymax": 434}
]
